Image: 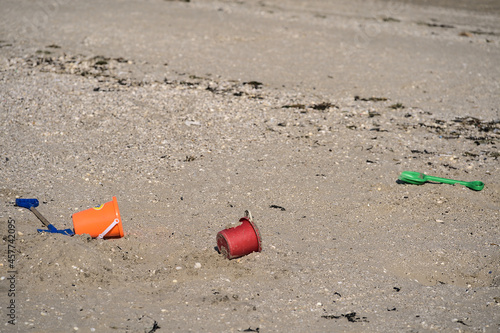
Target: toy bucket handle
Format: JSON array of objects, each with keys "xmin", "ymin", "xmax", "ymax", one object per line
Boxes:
[
  {"xmin": 97, "ymin": 218, "xmax": 120, "ymax": 239},
  {"xmin": 244, "ymin": 210, "xmax": 253, "ymax": 222}
]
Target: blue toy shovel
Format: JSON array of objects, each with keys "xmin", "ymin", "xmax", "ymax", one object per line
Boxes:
[{"xmin": 15, "ymin": 198, "xmax": 74, "ymax": 235}]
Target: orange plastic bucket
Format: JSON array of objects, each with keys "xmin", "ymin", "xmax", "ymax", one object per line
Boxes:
[{"xmin": 72, "ymin": 196, "xmax": 124, "ymax": 239}]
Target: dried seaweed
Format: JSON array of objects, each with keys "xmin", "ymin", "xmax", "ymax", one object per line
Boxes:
[
  {"xmin": 147, "ymin": 321, "xmax": 161, "ymax": 333},
  {"xmin": 243, "ymin": 81, "xmax": 263, "ymax": 89},
  {"xmin": 322, "ymin": 312, "xmax": 368, "ymax": 323},
  {"xmin": 311, "ymin": 102, "xmax": 336, "ymax": 110},
  {"xmin": 354, "ymin": 96, "xmax": 388, "ymax": 102},
  {"xmin": 282, "ymin": 104, "xmax": 306, "ymax": 109},
  {"xmin": 454, "ymin": 117, "xmax": 500, "ymax": 132},
  {"xmin": 389, "ymin": 103, "xmax": 405, "ymax": 110}
]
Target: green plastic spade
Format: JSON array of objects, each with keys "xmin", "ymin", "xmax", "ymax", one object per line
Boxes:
[{"xmin": 398, "ymin": 171, "xmax": 484, "ymax": 191}]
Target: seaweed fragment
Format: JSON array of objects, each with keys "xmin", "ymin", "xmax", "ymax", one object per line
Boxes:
[
  {"xmin": 282, "ymin": 102, "xmax": 337, "ymax": 110},
  {"xmin": 489, "ymin": 151, "xmax": 500, "ymax": 159},
  {"xmin": 369, "ymin": 127, "xmax": 388, "ymax": 132},
  {"xmin": 355, "ymin": 96, "xmax": 388, "ymax": 102},
  {"xmin": 382, "ymin": 17, "xmax": 400, "ymax": 23},
  {"xmin": 418, "ymin": 21, "xmax": 455, "ymax": 29},
  {"xmin": 454, "ymin": 117, "xmax": 500, "ymax": 132},
  {"xmin": 418, "ymin": 122, "xmax": 444, "ymax": 132},
  {"xmin": 467, "ymin": 30, "xmax": 499, "ymax": 36},
  {"xmin": 410, "ymin": 149, "xmax": 433, "ymax": 154},
  {"xmin": 322, "ymin": 314, "xmax": 341, "ymax": 319},
  {"xmin": 442, "ymin": 163, "xmax": 457, "ymax": 170},
  {"xmin": 147, "ymin": 321, "xmax": 161, "ymax": 333},
  {"xmin": 311, "ymin": 102, "xmax": 336, "ymax": 110},
  {"xmin": 441, "ymin": 134, "xmax": 460, "ymax": 139},
  {"xmin": 322, "ymin": 312, "xmax": 368, "ymax": 322},
  {"xmin": 243, "ymin": 81, "xmax": 263, "ymax": 89},
  {"xmin": 389, "ymin": 103, "xmax": 405, "ymax": 110},
  {"xmin": 243, "ymin": 328, "xmax": 260, "ymax": 332},
  {"xmin": 467, "ymin": 136, "xmax": 494, "ymax": 145},
  {"xmin": 270, "ymin": 205, "xmax": 286, "ymax": 211}
]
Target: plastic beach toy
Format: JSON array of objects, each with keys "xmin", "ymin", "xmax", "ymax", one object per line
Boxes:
[
  {"xmin": 72, "ymin": 196, "xmax": 124, "ymax": 239},
  {"xmin": 217, "ymin": 211, "xmax": 262, "ymax": 259},
  {"xmin": 398, "ymin": 171, "xmax": 484, "ymax": 191},
  {"xmin": 15, "ymin": 198, "xmax": 74, "ymax": 235}
]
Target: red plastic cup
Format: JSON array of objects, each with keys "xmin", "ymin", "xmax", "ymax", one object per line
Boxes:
[{"xmin": 217, "ymin": 217, "xmax": 262, "ymax": 259}]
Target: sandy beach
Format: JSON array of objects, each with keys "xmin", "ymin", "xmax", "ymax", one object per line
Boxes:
[{"xmin": 1, "ymin": 0, "xmax": 499, "ymax": 332}]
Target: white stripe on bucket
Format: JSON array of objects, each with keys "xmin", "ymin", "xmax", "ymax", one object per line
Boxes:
[{"xmin": 97, "ymin": 218, "xmax": 120, "ymax": 239}]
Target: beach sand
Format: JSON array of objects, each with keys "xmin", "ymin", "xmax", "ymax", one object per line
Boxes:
[{"xmin": 1, "ymin": 0, "xmax": 499, "ymax": 331}]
